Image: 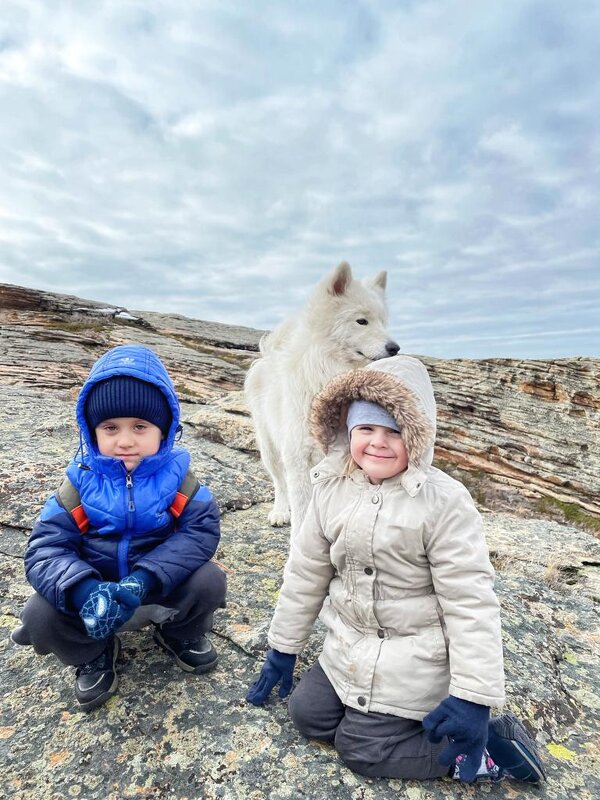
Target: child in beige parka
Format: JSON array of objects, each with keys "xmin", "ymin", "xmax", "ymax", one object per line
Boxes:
[{"xmin": 247, "ymin": 355, "xmax": 545, "ymax": 784}]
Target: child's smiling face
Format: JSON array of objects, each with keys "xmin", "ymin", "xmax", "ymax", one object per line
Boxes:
[
  {"xmin": 350, "ymin": 424, "xmax": 409, "ymax": 483},
  {"xmin": 95, "ymin": 417, "xmax": 162, "ymax": 472}
]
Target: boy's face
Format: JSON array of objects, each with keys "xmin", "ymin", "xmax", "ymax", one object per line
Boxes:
[
  {"xmin": 95, "ymin": 417, "xmax": 163, "ymax": 472},
  {"xmin": 350, "ymin": 424, "xmax": 408, "ymax": 484}
]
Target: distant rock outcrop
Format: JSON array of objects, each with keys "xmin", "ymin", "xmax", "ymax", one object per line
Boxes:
[
  {"xmin": 0, "ymin": 282, "xmax": 598, "ymax": 800},
  {"xmin": 2, "ymin": 282, "xmax": 597, "ymax": 517}
]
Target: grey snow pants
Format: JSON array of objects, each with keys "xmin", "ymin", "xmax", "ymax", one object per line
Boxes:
[
  {"xmin": 12, "ymin": 561, "xmax": 227, "ymax": 666},
  {"xmin": 288, "ymin": 660, "xmax": 451, "ymax": 781}
]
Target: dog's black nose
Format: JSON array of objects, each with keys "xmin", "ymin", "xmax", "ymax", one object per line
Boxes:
[{"xmin": 385, "ymin": 341, "xmax": 400, "ymax": 356}]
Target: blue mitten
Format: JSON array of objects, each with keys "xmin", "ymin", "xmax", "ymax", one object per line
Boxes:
[
  {"xmin": 119, "ymin": 568, "xmax": 157, "ymax": 602},
  {"xmin": 79, "ymin": 581, "xmax": 141, "ymax": 640},
  {"xmin": 246, "ymin": 649, "xmax": 297, "ymax": 706},
  {"xmin": 423, "ymin": 696, "xmax": 490, "ymax": 782}
]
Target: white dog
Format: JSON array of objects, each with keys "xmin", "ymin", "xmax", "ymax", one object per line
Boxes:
[{"xmin": 245, "ymin": 262, "xmax": 399, "ymax": 532}]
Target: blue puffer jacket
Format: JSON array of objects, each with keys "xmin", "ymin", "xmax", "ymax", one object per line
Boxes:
[{"xmin": 25, "ymin": 345, "xmax": 221, "ymax": 614}]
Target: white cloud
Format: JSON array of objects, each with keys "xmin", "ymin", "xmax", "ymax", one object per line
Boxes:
[
  {"xmin": 480, "ymin": 124, "xmax": 542, "ymax": 166},
  {"xmin": 0, "ymin": 0, "xmax": 598, "ymax": 358}
]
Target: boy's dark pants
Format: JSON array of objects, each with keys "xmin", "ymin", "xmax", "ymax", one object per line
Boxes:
[
  {"xmin": 14, "ymin": 561, "xmax": 226, "ymax": 666},
  {"xmin": 288, "ymin": 660, "xmax": 450, "ymax": 781}
]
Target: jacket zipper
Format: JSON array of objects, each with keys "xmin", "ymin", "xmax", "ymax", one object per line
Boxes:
[
  {"xmin": 126, "ymin": 472, "xmax": 135, "ymax": 527},
  {"xmin": 118, "ymin": 471, "xmax": 135, "ymax": 578}
]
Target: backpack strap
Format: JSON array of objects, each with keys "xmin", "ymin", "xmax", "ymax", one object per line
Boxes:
[
  {"xmin": 169, "ymin": 469, "xmax": 201, "ymax": 519},
  {"xmin": 57, "ymin": 476, "xmax": 90, "ymax": 534},
  {"xmin": 169, "ymin": 469, "xmax": 233, "ymax": 574}
]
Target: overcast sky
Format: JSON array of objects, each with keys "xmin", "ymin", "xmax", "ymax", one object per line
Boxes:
[{"xmin": 0, "ymin": 1, "xmax": 598, "ymax": 359}]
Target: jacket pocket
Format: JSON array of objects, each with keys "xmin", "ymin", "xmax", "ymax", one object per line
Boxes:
[
  {"xmin": 371, "ymin": 632, "xmax": 450, "ymax": 715},
  {"xmin": 413, "ymin": 623, "xmax": 448, "ymax": 663}
]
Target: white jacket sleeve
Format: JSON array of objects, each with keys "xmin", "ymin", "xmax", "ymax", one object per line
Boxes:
[
  {"xmin": 426, "ymin": 485, "xmax": 505, "ymax": 707},
  {"xmin": 267, "ymin": 487, "xmax": 335, "ymax": 654}
]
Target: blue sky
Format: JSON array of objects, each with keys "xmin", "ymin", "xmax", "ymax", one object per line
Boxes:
[{"xmin": 0, "ymin": 0, "xmax": 598, "ymax": 358}]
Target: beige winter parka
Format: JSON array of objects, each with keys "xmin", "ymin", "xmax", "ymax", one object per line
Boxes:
[{"xmin": 268, "ymin": 355, "xmax": 505, "ymax": 721}]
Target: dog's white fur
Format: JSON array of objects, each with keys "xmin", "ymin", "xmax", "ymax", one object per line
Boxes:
[{"xmin": 245, "ymin": 262, "xmax": 399, "ymax": 532}]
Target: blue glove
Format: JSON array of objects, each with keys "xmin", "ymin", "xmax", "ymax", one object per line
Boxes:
[
  {"xmin": 246, "ymin": 649, "xmax": 297, "ymax": 705},
  {"xmin": 119, "ymin": 568, "xmax": 157, "ymax": 602},
  {"xmin": 78, "ymin": 581, "xmax": 141, "ymax": 640},
  {"xmin": 423, "ymin": 696, "xmax": 490, "ymax": 782}
]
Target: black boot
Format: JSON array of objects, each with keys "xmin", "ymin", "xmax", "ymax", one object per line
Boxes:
[
  {"xmin": 74, "ymin": 637, "xmax": 121, "ymax": 711},
  {"xmin": 153, "ymin": 628, "xmax": 218, "ymax": 674}
]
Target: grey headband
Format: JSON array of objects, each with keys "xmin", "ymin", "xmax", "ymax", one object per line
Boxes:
[{"xmin": 346, "ymin": 400, "xmax": 400, "ymax": 434}]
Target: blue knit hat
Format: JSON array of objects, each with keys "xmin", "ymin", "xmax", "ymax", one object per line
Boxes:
[
  {"xmin": 347, "ymin": 400, "xmax": 400, "ymax": 434},
  {"xmin": 85, "ymin": 376, "xmax": 172, "ymax": 435}
]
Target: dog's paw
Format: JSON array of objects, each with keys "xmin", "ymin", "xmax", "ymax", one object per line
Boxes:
[{"xmin": 268, "ymin": 509, "xmax": 291, "ymax": 527}]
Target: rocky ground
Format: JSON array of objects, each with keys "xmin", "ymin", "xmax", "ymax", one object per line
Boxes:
[{"xmin": 0, "ymin": 283, "xmax": 598, "ymax": 799}]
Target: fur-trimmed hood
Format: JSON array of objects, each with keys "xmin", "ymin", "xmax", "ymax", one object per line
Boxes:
[{"xmin": 310, "ymin": 355, "xmax": 436, "ymax": 472}]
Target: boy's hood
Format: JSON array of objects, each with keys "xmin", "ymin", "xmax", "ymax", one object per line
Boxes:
[
  {"xmin": 75, "ymin": 345, "xmax": 180, "ymax": 472},
  {"xmin": 309, "ymin": 355, "xmax": 436, "ymax": 472}
]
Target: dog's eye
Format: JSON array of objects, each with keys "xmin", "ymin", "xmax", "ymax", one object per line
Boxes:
[{"xmin": 356, "ymin": 318, "xmax": 368, "ymax": 326}]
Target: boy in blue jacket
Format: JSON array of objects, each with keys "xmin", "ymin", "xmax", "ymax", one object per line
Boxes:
[{"xmin": 11, "ymin": 344, "xmax": 226, "ymax": 711}]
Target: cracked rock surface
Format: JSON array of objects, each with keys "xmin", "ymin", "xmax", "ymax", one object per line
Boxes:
[{"xmin": 0, "ymin": 282, "xmax": 599, "ymax": 799}]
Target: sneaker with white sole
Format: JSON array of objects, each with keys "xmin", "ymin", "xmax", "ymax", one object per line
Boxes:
[
  {"xmin": 74, "ymin": 637, "xmax": 121, "ymax": 711},
  {"xmin": 153, "ymin": 629, "xmax": 218, "ymax": 674}
]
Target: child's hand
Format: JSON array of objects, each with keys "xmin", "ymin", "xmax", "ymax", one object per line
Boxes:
[
  {"xmin": 246, "ymin": 649, "xmax": 296, "ymax": 705},
  {"xmin": 423, "ymin": 695, "xmax": 490, "ymax": 782},
  {"xmin": 119, "ymin": 568, "xmax": 157, "ymax": 602},
  {"xmin": 79, "ymin": 581, "xmax": 141, "ymax": 640}
]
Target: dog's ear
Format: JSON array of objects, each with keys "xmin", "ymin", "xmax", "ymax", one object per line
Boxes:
[
  {"xmin": 366, "ymin": 270, "xmax": 387, "ymax": 292},
  {"xmin": 326, "ymin": 262, "xmax": 353, "ymax": 296}
]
